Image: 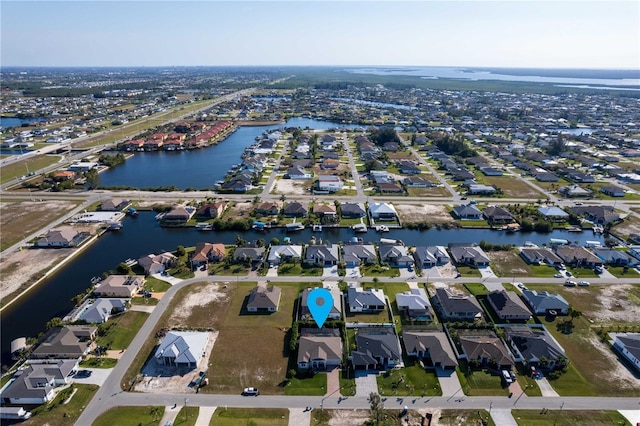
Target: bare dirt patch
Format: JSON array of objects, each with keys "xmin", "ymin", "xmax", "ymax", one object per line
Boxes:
[
  {"xmin": 592, "ymin": 284, "xmax": 640, "ymax": 324},
  {"xmin": 395, "ymin": 204, "xmax": 454, "ymax": 224},
  {"xmin": 223, "ymin": 201, "xmax": 254, "ymax": 221},
  {"xmin": 486, "ymin": 251, "xmax": 529, "ymax": 276},
  {"xmin": 587, "ymin": 335, "xmax": 640, "ymax": 388},
  {"xmin": 272, "ymin": 178, "xmax": 310, "ymax": 195},
  {"xmin": 325, "ymin": 409, "xmax": 370, "ymax": 426},
  {"xmin": 168, "ymin": 282, "xmax": 229, "ymax": 327},
  {"xmin": 613, "ymin": 215, "xmax": 640, "ymax": 237}
]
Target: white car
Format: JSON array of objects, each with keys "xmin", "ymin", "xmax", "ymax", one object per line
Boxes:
[
  {"xmin": 554, "ymin": 273, "xmax": 564, "ymax": 278},
  {"xmin": 578, "ymin": 281, "xmax": 590, "ymax": 287},
  {"xmin": 242, "ymin": 387, "xmax": 259, "ymax": 396},
  {"xmin": 564, "ymin": 280, "xmax": 577, "ymax": 287}
]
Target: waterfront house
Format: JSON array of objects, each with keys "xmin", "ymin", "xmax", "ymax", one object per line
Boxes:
[
  {"xmin": 521, "ymin": 290, "xmax": 569, "ymax": 315},
  {"xmin": 502, "ymin": 325, "xmax": 566, "ymax": 369},
  {"xmin": 162, "ymin": 205, "xmax": 196, "ymax": 225},
  {"xmin": 1, "ymin": 360, "xmax": 78, "ymax": 405},
  {"xmin": 538, "ymin": 206, "xmax": 569, "ymax": 221},
  {"xmin": 395, "ymin": 288, "xmax": 433, "ymax": 321},
  {"xmin": 283, "ymin": 201, "xmax": 308, "ymax": 217},
  {"xmin": 100, "ymin": 198, "xmax": 130, "ymax": 211},
  {"xmin": 304, "ymin": 244, "xmax": 340, "ymax": 266},
  {"xmin": 482, "ymin": 206, "xmax": 514, "ymax": 224},
  {"xmin": 459, "ymin": 332, "xmax": 514, "ymax": 369},
  {"xmin": 35, "ymin": 228, "xmax": 88, "ymax": 248},
  {"xmin": 432, "ymin": 287, "xmax": 483, "ymax": 321},
  {"xmin": 138, "ymin": 252, "xmax": 178, "ymax": 274},
  {"xmin": 340, "ymin": 202, "xmax": 366, "ymax": 218},
  {"xmin": 352, "ymin": 327, "xmax": 402, "ymax": 370},
  {"xmin": 191, "ymin": 242, "xmax": 226, "ymax": 267},
  {"xmin": 519, "ymin": 247, "xmax": 563, "ymax": 266},
  {"xmin": 267, "ymin": 245, "xmax": 303, "ymax": 265},
  {"xmin": 247, "ymin": 283, "xmax": 282, "ymax": 312},
  {"xmin": 312, "ymin": 203, "xmax": 337, "ymax": 220},
  {"xmin": 94, "ymin": 275, "xmax": 145, "ymax": 298},
  {"xmin": 592, "ymin": 248, "xmax": 636, "ymax": 266},
  {"xmin": 402, "ymin": 331, "xmax": 457, "ymax": 370},
  {"xmin": 378, "ymin": 243, "xmax": 414, "ymax": 267},
  {"xmin": 256, "ymin": 201, "xmax": 281, "ymax": 216},
  {"xmin": 347, "ymin": 286, "xmax": 386, "ymax": 313},
  {"xmin": 487, "ymin": 290, "xmax": 532, "ymax": 321},
  {"xmin": 66, "ymin": 298, "xmax": 128, "ymax": 324},
  {"xmin": 233, "ymin": 246, "xmax": 266, "ymax": 265},
  {"xmin": 610, "ymin": 332, "xmax": 640, "ymax": 373},
  {"xmin": 413, "ymin": 246, "xmax": 450, "ymax": 268},
  {"xmin": 368, "ymin": 202, "xmax": 398, "ymax": 221},
  {"xmin": 342, "ymin": 244, "xmax": 378, "ymax": 267},
  {"xmin": 297, "ymin": 329, "xmax": 343, "ymax": 371},
  {"xmin": 300, "ymin": 288, "xmax": 342, "ymax": 321},
  {"xmin": 554, "ymin": 245, "xmax": 603, "ymax": 268},
  {"xmin": 452, "ymin": 204, "xmax": 482, "ymax": 220},
  {"xmin": 448, "ymin": 244, "xmax": 490, "ymax": 267},
  {"xmin": 569, "ymin": 205, "xmax": 620, "ymax": 225},
  {"xmin": 155, "ymin": 331, "xmax": 209, "ymax": 368},
  {"xmin": 30, "ymin": 325, "xmax": 96, "ymax": 359},
  {"xmin": 196, "ymin": 201, "xmax": 228, "ymax": 219}
]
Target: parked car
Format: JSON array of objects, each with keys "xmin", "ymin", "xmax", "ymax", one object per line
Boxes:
[
  {"xmin": 594, "ymin": 266, "xmax": 603, "ymax": 274},
  {"xmin": 554, "ymin": 273, "xmax": 564, "ymax": 278},
  {"xmin": 75, "ymin": 369, "xmax": 92, "ymax": 378},
  {"xmin": 242, "ymin": 387, "xmax": 259, "ymax": 396},
  {"xmin": 578, "ymin": 281, "xmax": 590, "ymax": 287},
  {"xmin": 501, "ymin": 370, "xmax": 513, "ymax": 384},
  {"xmin": 564, "ymin": 280, "xmax": 577, "ymax": 287},
  {"xmin": 564, "ymin": 271, "xmax": 572, "ymax": 277}
]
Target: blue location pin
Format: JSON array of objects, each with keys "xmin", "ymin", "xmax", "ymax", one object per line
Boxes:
[{"xmin": 307, "ymin": 288, "xmax": 334, "ymax": 328}]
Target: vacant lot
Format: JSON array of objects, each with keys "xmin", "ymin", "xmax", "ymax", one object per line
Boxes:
[
  {"xmin": 395, "ymin": 204, "xmax": 455, "ymax": 224},
  {"xmin": 221, "ymin": 201, "xmax": 254, "ymax": 222},
  {"xmin": 613, "ymin": 214, "xmax": 640, "ymax": 238},
  {"xmin": 486, "ymin": 250, "xmax": 530, "ymax": 277},
  {"xmin": 483, "ymin": 175, "xmax": 543, "ymax": 198},
  {"xmin": 272, "ymin": 177, "xmax": 311, "ymax": 195},
  {"xmin": 1, "ymin": 154, "xmax": 62, "ymax": 184},
  {"xmin": 211, "ymin": 408, "xmax": 289, "ymax": 426},
  {"xmin": 511, "ymin": 409, "xmax": 630, "ymax": 426}
]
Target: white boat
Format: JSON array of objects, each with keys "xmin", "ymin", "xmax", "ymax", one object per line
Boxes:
[
  {"xmin": 195, "ymin": 223, "xmax": 213, "ymax": 231},
  {"xmin": 352, "ymin": 224, "xmax": 368, "ymax": 233},
  {"xmin": 375, "ymin": 225, "xmax": 389, "ymax": 232},
  {"xmin": 107, "ymin": 222, "xmax": 122, "ymax": 230},
  {"xmin": 312, "ymin": 224, "xmax": 323, "ymax": 232},
  {"xmin": 286, "ymin": 223, "xmax": 305, "ymax": 232}
]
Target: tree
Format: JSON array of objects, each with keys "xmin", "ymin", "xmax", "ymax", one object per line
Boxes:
[
  {"xmin": 368, "ymin": 392, "xmax": 384, "ymax": 425},
  {"xmin": 117, "ymin": 262, "xmax": 132, "ymax": 275},
  {"xmin": 546, "ymin": 133, "xmax": 566, "ymax": 156},
  {"xmin": 46, "ymin": 317, "xmax": 63, "ymax": 329},
  {"xmin": 568, "ymin": 306, "xmax": 582, "ymax": 324},
  {"xmin": 175, "ymin": 245, "xmax": 186, "ymax": 257},
  {"xmin": 84, "ymin": 169, "xmax": 100, "ymax": 189}
]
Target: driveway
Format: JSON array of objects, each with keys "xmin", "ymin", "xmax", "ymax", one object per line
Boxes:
[
  {"xmin": 490, "ymin": 409, "xmax": 518, "ymax": 426},
  {"xmin": 289, "ymin": 408, "xmax": 311, "ymax": 426},
  {"xmin": 72, "ymin": 367, "xmax": 114, "ymax": 386},
  {"xmin": 354, "ymin": 371, "xmax": 379, "ymax": 397},
  {"xmin": 435, "ymin": 367, "xmax": 462, "ymax": 397},
  {"xmin": 536, "ymin": 374, "xmax": 559, "ymax": 397},
  {"xmin": 196, "ymin": 406, "xmax": 217, "ymax": 425},
  {"xmin": 421, "ymin": 266, "xmax": 442, "ymax": 279},
  {"xmin": 151, "ymin": 273, "xmax": 182, "ymax": 286},
  {"xmin": 482, "ymin": 279, "xmax": 505, "ymax": 292},
  {"xmin": 479, "ymin": 266, "xmax": 498, "ymax": 279},
  {"xmin": 266, "ymin": 265, "xmax": 279, "ymax": 277},
  {"xmin": 345, "ymin": 266, "xmax": 361, "ymax": 278},
  {"xmin": 323, "ymin": 265, "xmax": 339, "ymax": 277},
  {"xmin": 158, "ymin": 405, "xmax": 180, "ymax": 426},
  {"xmin": 398, "ymin": 267, "xmax": 414, "ymax": 278}
]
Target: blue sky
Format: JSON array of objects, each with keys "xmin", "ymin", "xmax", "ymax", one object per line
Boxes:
[{"xmin": 2, "ymin": 1, "xmax": 639, "ymax": 68}]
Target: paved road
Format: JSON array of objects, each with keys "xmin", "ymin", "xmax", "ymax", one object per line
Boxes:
[{"xmin": 342, "ymin": 131, "xmax": 364, "ymax": 199}]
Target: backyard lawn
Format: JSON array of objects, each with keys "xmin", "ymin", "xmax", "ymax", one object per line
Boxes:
[
  {"xmin": 210, "ymin": 408, "xmax": 289, "ymax": 426},
  {"xmin": 376, "ymin": 364, "xmax": 441, "ymax": 396},
  {"xmin": 22, "ymin": 385, "xmax": 98, "ymax": 426},
  {"xmin": 93, "ymin": 406, "xmax": 164, "ymax": 426},
  {"xmin": 456, "ymin": 360, "xmax": 510, "ymax": 396},
  {"xmin": 96, "ymin": 311, "xmax": 149, "ymax": 350}
]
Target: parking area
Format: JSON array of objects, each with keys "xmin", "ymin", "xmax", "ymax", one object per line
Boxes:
[{"xmin": 71, "ymin": 367, "xmax": 113, "ymax": 386}]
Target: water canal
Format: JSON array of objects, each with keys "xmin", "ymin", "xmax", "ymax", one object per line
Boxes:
[{"xmin": 0, "ymin": 210, "xmax": 605, "ymax": 367}]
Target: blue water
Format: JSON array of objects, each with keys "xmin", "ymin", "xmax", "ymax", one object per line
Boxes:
[
  {"xmin": 331, "ymin": 98, "xmax": 417, "ymax": 110},
  {"xmin": 98, "ymin": 118, "xmax": 354, "ymax": 189},
  {"xmin": 0, "ymin": 209, "xmax": 606, "ymax": 367},
  {"xmin": 0, "ymin": 117, "xmax": 47, "ymax": 129}
]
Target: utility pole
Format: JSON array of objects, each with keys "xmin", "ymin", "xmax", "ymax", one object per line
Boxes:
[{"xmin": 553, "ymin": 401, "xmax": 564, "ymax": 425}]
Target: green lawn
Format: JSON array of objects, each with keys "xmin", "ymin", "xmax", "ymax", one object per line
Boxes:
[
  {"xmin": 93, "ymin": 406, "xmax": 164, "ymax": 426},
  {"xmin": 277, "ymin": 263, "xmax": 322, "ymax": 276},
  {"xmin": 606, "ymin": 266, "xmax": 640, "ymax": 278},
  {"xmin": 565, "ymin": 266, "xmax": 598, "ymax": 278},
  {"xmin": 438, "ymin": 410, "xmax": 496, "ymax": 426},
  {"xmin": 464, "ymin": 283, "xmax": 489, "ymax": 296},
  {"xmin": 209, "ymin": 408, "xmax": 289, "ymax": 426},
  {"xmin": 22, "ymin": 384, "xmax": 98, "ymax": 426},
  {"xmin": 456, "ymin": 360, "xmax": 510, "ymax": 396},
  {"xmin": 144, "ymin": 276, "xmax": 172, "ymax": 292},
  {"xmin": 376, "ymin": 364, "xmax": 441, "ymax": 396},
  {"xmin": 0, "ymin": 154, "xmax": 63, "ymax": 184},
  {"xmin": 174, "ymin": 406, "xmax": 199, "ymax": 426},
  {"xmin": 95, "ymin": 311, "xmax": 149, "ymax": 350},
  {"xmin": 511, "ymin": 409, "xmax": 631, "ymax": 426},
  {"xmin": 208, "ymin": 262, "xmax": 251, "ymax": 276},
  {"xmin": 339, "ymin": 372, "xmax": 357, "ymax": 396},
  {"xmin": 79, "ymin": 357, "xmax": 117, "ymax": 368},
  {"xmin": 456, "ymin": 266, "xmax": 482, "ymax": 277},
  {"xmin": 284, "ymin": 371, "xmax": 327, "ymax": 395},
  {"xmin": 458, "ymin": 219, "xmax": 490, "ymax": 228},
  {"xmin": 131, "ymin": 296, "xmax": 159, "ymax": 305},
  {"xmin": 514, "ymin": 368, "xmax": 542, "ymax": 396},
  {"xmin": 529, "ymin": 264, "xmax": 561, "ymax": 277},
  {"xmin": 361, "ymin": 264, "xmax": 401, "ymax": 277}
]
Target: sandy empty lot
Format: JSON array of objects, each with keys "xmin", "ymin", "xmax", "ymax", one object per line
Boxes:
[
  {"xmin": 395, "ymin": 204, "xmax": 454, "ymax": 224},
  {"xmin": 272, "ymin": 178, "xmax": 310, "ymax": 195}
]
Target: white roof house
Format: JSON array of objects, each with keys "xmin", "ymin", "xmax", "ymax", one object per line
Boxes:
[
  {"xmin": 368, "ymin": 202, "xmax": 398, "ymax": 219},
  {"xmin": 154, "ymin": 331, "xmax": 209, "ymax": 368},
  {"xmin": 267, "ymin": 245, "xmax": 303, "ymax": 265}
]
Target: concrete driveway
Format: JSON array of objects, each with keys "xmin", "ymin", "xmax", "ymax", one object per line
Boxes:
[
  {"xmin": 355, "ymin": 371, "xmax": 379, "ymax": 397},
  {"xmin": 266, "ymin": 265, "xmax": 279, "ymax": 277},
  {"xmin": 323, "ymin": 265, "xmax": 339, "ymax": 277},
  {"xmin": 435, "ymin": 367, "xmax": 462, "ymax": 397},
  {"xmin": 479, "ymin": 266, "xmax": 497, "ymax": 279},
  {"xmin": 151, "ymin": 273, "xmax": 182, "ymax": 286},
  {"xmin": 490, "ymin": 409, "xmax": 518, "ymax": 426},
  {"xmin": 345, "ymin": 266, "xmax": 361, "ymax": 277},
  {"xmin": 72, "ymin": 367, "xmax": 114, "ymax": 386}
]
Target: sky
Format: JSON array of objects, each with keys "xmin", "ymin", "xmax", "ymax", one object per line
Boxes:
[{"xmin": 1, "ymin": 1, "xmax": 639, "ymax": 69}]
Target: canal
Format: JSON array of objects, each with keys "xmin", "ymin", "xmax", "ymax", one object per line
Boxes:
[{"xmin": 0, "ymin": 210, "xmax": 605, "ymax": 368}]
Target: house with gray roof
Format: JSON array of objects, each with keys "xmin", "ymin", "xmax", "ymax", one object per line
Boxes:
[
  {"xmin": 300, "ymin": 287, "xmax": 342, "ymax": 321},
  {"xmin": 433, "ymin": 287, "xmax": 483, "ymax": 321},
  {"xmin": 154, "ymin": 330, "xmax": 209, "ymax": 368},
  {"xmin": 304, "ymin": 244, "xmax": 339, "ymax": 266},
  {"xmin": 569, "ymin": 205, "xmax": 620, "ymax": 225},
  {"xmin": 297, "ymin": 329, "xmax": 343, "ymax": 371},
  {"xmin": 520, "ymin": 248, "xmax": 563, "ymax": 266},
  {"xmin": 267, "ymin": 244, "xmax": 303, "ymax": 265},
  {"xmin": 34, "ymin": 228, "xmax": 89, "ymax": 248},
  {"xmin": 459, "ymin": 332, "xmax": 514, "ymax": 369},
  {"xmin": 347, "ymin": 286, "xmax": 386, "ymax": 313},
  {"xmin": 448, "ymin": 244, "xmax": 490, "ymax": 267},
  {"xmin": 413, "ymin": 246, "xmax": 450, "ymax": 268},
  {"xmin": 395, "ymin": 288, "xmax": 433, "ymax": 321},
  {"xmin": 521, "ymin": 290, "xmax": 569, "ymax": 315},
  {"xmin": 502, "ymin": 325, "xmax": 566, "ymax": 369},
  {"xmin": 1, "ymin": 360, "xmax": 78, "ymax": 405},
  {"xmin": 342, "ymin": 244, "xmax": 377, "ymax": 267},
  {"xmin": 592, "ymin": 248, "xmax": 636, "ymax": 266},
  {"xmin": 554, "ymin": 245, "xmax": 603, "ymax": 268},
  {"xmin": 482, "ymin": 206, "xmax": 514, "ymax": 224},
  {"xmin": 487, "ymin": 290, "xmax": 532, "ymax": 321},
  {"xmin": 452, "ymin": 204, "xmax": 482, "ymax": 220},
  {"xmin": 64, "ymin": 298, "xmax": 128, "ymax": 324},
  {"xmin": 352, "ymin": 327, "xmax": 402, "ymax": 370},
  {"xmin": 340, "ymin": 202, "xmax": 366, "ymax": 218},
  {"xmin": 402, "ymin": 331, "xmax": 458, "ymax": 369},
  {"xmin": 378, "ymin": 244, "xmax": 414, "ymax": 267},
  {"xmin": 247, "ymin": 283, "xmax": 282, "ymax": 312},
  {"xmin": 538, "ymin": 206, "xmax": 569, "ymax": 221},
  {"xmin": 600, "ymin": 186, "xmax": 626, "ymax": 197},
  {"xmin": 610, "ymin": 332, "xmax": 640, "ymax": 373},
  {"xmin": 283, "ymin": 201, "xmax": 308, "ymax": 217},
  {"xmin": 30, "ymin": 325, "xmax": 96, "ymax": 359},
  {"xmin": 233, "ymin": 246, "xmax": 266, "ymax": 265}
]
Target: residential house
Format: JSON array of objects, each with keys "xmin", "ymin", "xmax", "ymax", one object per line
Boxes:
[
  {"xmin": 196, "ymin": 201, "xmax": 227, "ymax": 219},
  {"xmin": 522, "ymin": 290, "xmax": 569, "ymax": 315},
  {"xmin": 600, "ymin": 186, "xmax": 626, "ymax": 197},
  {"xmin": 267, "ymin": 245, "xmax": 303, "ymax": 265},
  {"xmin": 433, "ymin": 287, "xmax": 483, "ymax": 321},
  {"xmin": 321, "ymin": 158, "xmax": 340, "ymax": 170},
  {"xmin": 162, "ymin": 205, "xmax": 196, "ymax": 224},
  {"xmin": 403, "ymin": 176, "xmax": 434, "ymax": 188},
  {"xmin": 479, "ymin": 166, "xmax": 503, "ymax": 176},
  {"xmin": 592, "ymin": 248, "xmax": 636, "ymax": 266},
  {"xmin": 569, "ymin": 205, "xmax": 620, "ymax": 225},
  {"xmin": 397, "ymin": 160, "xmax": 421, "ymax": 175},
  {"xmin": 352, "ymin": 327, "xmax": 402, "ymax": 370},
  {"xmin": 154, "ymin": 331, "xmax": 209, "ymax": 368},
  {"xmin": 538, "ymin": 206, "xmax": 569, "ymax": 221},
  {"xmin": 452, "ymin": 204, "xmax": 482, "ymax": 220},
  {"xmin": 378, "ymin": 183, "xmax": 404, "ymax": 194},
  {"xmin": 100, "ymin": 198, "xmax": 129, "ymax": 211},
  {"xmin": 347, "ymin": 286, "xmax": 386, "ymax": 313},
  {"xmin": 413, "ymin": 246, "xmax": 450, "ymax": 268},
  {"xmin": 35, "ymin": 228, "xmax": 88, "ymax": 248},
  {"xmin": 554, "ymin": 245, "xmax": 603, "ymax": 268},
  {"xmin": 300, "ymin": 288, "xmax": 342, "ymax": 321},
  {"xmin": 396, "ymin": 288, "xmax": 433, "ymax": 321},
  {"xmin": 256, "ymin": 201, "xmax": 281, "ymax": 216},
  {"xmin": 65, "ymin": 298, "xmax": 128, "ymax": 324},
  {"xmin": 305, "ymin": 244, "xmax": 340, "ymax": 266},
  {"xmin": 138, "ymin": 252, "xmax": 178, "ymax": 274},
  {"xmin": 94, "ymin": 275, "xmax": 145, "ymax": 298},
  {"xmin": 220, "ymin": 179, "xmax": 250, "ymax": 193},
  {"xmin": 30, "ymin": 325, "xmax": 97, "ymax": 359},
  {"xmin": 378, "ymin": 244, "xmax": 414, "ymax": 267},
  {"xmin": 534, "ymin": 172, "xmax": 559, "ymax": 182},
  {"xmin": 503, "ymin": 325, "xmax": 566, "ymax": 369},
  {"xmin": 1, "ymin": 360, "xmax": 78, "ymax": 405},
  {"xmin": 468, "ymin": 184, "xmax": 496, "ymax": 195},
  {"xmin": 559, "ymin": 184, "xmax": 591, "ymax": 198},
  {"xmin": 342, "ymin": 244, "xmax": 378, "ymax": 267},
  {"xmin": 482, "ymin": 206, "xmax": 514, "ymax": 224},
  {"xmin": 487, "ymin": 290, "xmax": 532, "ymax": 321},
  {"xmin": 317, "ymin": 175, "xmax": 344, "ymax": 192},
  {"xmin": 519, "ymin": 248, "xmax": 563, "ymax": 266},
  {"xmin": 567, "ymin": 171, "xmax": 595, "ymax": 183},
  {"xmin": 283, "ymin": 201, "xmax": 308, "ymax": 217},
  {"xmin": 340, "ymin": 202, "xmax": 366, "ymax": 218},
  {"xmin": 610, "ymin": 332, "xmax": 640, "ymax": 373},
  {"xmin": 285, "ymin": 166, "xmax": 313, "ymax": 179},
  {"xmin": 312, "ymin": 203, "xmax": 338, "ymax": 222},
  {"xmin": 191, "ymin": 242, "xmax": 226, "ymax": 267},
  {"xmin": 368, "ymin": 202, "xmax": 398, "ymax": 221},
  {"xmin": 459, "ymin": 332, "xmax": 514, "ymax": 369},
  {"xmin": 402, "ymin": 331, "xmax": 458, "ymax": 370},
  {"xmin": 448, "ymin": 244, "xmax": 490, "ymax": 267},
  {"xmin": 297, "ymin": 329, "xmax": 343, "ymax": 371},
  {"xmin": 233, "ymin": 246, "xmax": 266, "ymax": 265},
  {"xmin": 247, "ymin": 283, "xmax": 282, "ymax": 312}
]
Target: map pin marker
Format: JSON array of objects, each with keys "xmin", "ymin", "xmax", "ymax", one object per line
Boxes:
[{"xmin": 307, "ymin": 288, "xmax": 333, "ymax": 328}]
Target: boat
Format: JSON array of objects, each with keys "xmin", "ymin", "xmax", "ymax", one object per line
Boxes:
[
  {"xmin": 195, "ymin": 223, "xmax": 214, "ymax": 231},
  {"xmin": 312, "ymin": 224, "xmax": 323, "ymax": 232},
  {"xmin": 565, "ymin": 226, "xmax": 583, "ymax": 233},
  {"xmin": 352, "ymin": 224, "xmax": 368, "ymax": 233},
  {"xmin": 592, "ymin": 224, "xmax": 604, "ymax": 234},
  {"xmin": 500, "ymin": 223, "xmax": 521, "ymax": 233},
  {"xmin": 286, "ymin": 223, "xmax": 305, "ymax": 232},
  {"xmin": 375, "ymin": 225, "xmax": 389, "ymax": 232},
  {"xmin": 107, "ymin": 222, "xmax": 122, "ymax": 231},
  {"xmin": 126, "ymin": 207, "xmax": 138, "ymax": 217}
]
